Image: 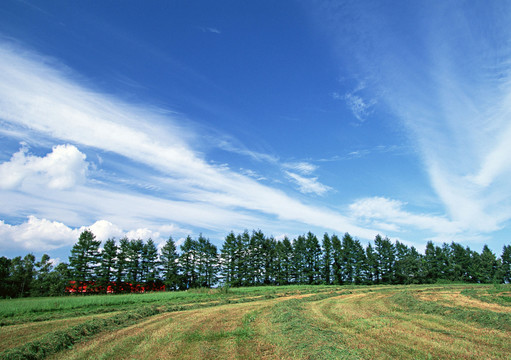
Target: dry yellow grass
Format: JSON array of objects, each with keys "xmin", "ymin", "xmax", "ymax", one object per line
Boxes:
[
  {"xmin": 9, "ymin": 285, "xmax": 511, "ymax": 360},
  {"xmin": 303, "ymin": 287, "xmax": 511, "ymax": 359},
  {"xmin": 416, "ymin": 290, "xmax": 511, "ymax": 313},
  {"xmin": 0, "ymin": 312, "xmax": 120, "ymax": 352}
]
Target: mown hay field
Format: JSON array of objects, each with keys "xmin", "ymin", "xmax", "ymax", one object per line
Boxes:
[{"xmin": 1, "ymin": 284, "xmax": 510, "ymax": 359}]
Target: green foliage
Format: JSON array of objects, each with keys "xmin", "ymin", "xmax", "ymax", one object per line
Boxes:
[{"xmin": 69, "ymin": 230, "xmax": 100, "ymax": 283}]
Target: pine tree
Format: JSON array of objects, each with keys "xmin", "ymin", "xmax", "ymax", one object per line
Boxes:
[
  {"xmin": 352, "ymin": 238, "xmax": 367, "ymax": 285},
  {"xmin": 180, "ymin": 235, "xmax": 197, "ymax": 289},
  {"xmin": 279, "ymin": 237, "xmax": 293, "ymax": 285},
  {"xmin": 48, "ymin": 262, "xmax": 71, "ymax": 296},
  {"xmin": 365, "ymin": 243, "xmax": 378, "ymax": 284},
  {"xmin": 160, "ymin": 236, "xmax": 180, "ymax": 290},
  {"xmin": 98, "ymin": 238, "xmax": 117, "ymax": 292},
  {"xmin": 126, "ymin": 239, "xmax": 144, "ymax": 285},
  {"xmin": 501, "ymin": 245, "xmax": 511, "ymax": 283},
  {"xmin": 341, "ymin": 233, "xmax": 355, "ymax": 284},
  {"xmin": 305, "ymin": 232, "xmax": 322, "ymax": 284},
  {"xmin": 220, "ymin": 232, "xmax": 237, "ymax": 285},
  {"xmin": 478, "ymin": 245, "xmax": 498, "ymax": 283},
  {"xmin": 69, "ymin": 230, "xmax": 100, "ymax": 284},
  {"xmin": 450, "ymin": 242, "xmax": 471, "ymax": 282},
  {"xmin": 31, "ymin": 254, "xmax": 53, "ymax": 297},
  {"xmin": 0, "ymin": 256, "xmax": 12, "ymax": 298},
  {"xmin": 116, "ymin": 237, "xmax": 130, "ymax": 288},
  {"xmin": 262, "ymin": 236, "xmax": 277, "ymax": 285},
  {"xmin": 322, "ymin": 233, "xmax": 332, "ymax": 285},
  {"xmin": 237, "ymin": 231, "xmax": 251, "ymax": 286},
  {"xmin": 374, "ymin": 235, "xmax": 395, "ymax": 284},
  {"xmin": 292, "ymin": 235, "xmax": 307, "ymax": 284},
  {"xmin": 142, "ymin": 238, "xmax": 159, "ymax": 285},
  {"xmin": 331, "ymin": 234, "xmax": 343, "ymax": 285}
]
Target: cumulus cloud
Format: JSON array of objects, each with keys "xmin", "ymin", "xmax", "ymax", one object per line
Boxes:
[
  {"xmin": 88, "ymin": 220, "xmax": 124, "ymax": 241},
  {"xmin": 0, "ymin": 216, "xmax": 79, "ymax": 251},
  {"xmin": 0, "ymin": 144, "xmax": 88, "ymax": 190},
  {"xmin": 0, "ymin": 216, "xmax": 191, "ymax": 252}
]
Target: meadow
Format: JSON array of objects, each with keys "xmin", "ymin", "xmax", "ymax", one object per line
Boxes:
[{"xmin": 0, "ymin": 284, "xmax": 510, "ymax": 359}]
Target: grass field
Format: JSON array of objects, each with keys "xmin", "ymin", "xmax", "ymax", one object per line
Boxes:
[{"xmin": 1, "ymin": 284, "xmax": 510, "ymax": 359}]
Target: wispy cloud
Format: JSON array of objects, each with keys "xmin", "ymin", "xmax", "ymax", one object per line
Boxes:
[
  {"xmin": 283, "ymin": 161, "xmax": 317, "ymax": 175},
  {"xmin": 333, "ymin": 81, "xmax": 376, "ymax": 122},
  {"xmin": 200, "ymin": 27, "xmax": 221, "ymax": 34},
  {"xmin": 216, "ymin": 139, "xmax": 278, "ymax": 163},
  {"xmin": 285, "ymin": 171, "xmax": 331, "ymax": 196},
  {"xmin": 313, "ymin": 2, "xmax": 511, "ymax": 243},
  {"xmin": 349, "ymin": 197, "xmax": 459, "ymax": 235},
  {"xmin": 0, "ymin": 41, "xmax": 378, "ymax": 250}
]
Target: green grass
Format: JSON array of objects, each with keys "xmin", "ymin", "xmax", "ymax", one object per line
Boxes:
[{"xmin": 1, "ymin": 284, "xmax": 510, "ymax": 359}]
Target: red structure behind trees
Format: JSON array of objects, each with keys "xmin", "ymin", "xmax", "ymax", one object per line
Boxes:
[{"xmin": 65, "ymin": 281, "xmax": 165, "ymax": 294}]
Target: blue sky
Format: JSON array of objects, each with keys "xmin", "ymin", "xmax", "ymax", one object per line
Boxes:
[{"xmin": 1, "ymin": 1, "xmax": 510, "ymax": 261}]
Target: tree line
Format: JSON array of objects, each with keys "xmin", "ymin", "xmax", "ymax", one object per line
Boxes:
[{"xmin": 1, "ymin": 229, "xmax": 510, "ymax": 298}]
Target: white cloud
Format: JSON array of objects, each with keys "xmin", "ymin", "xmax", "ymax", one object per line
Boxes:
[
  {"xmin": 285, "ymin": 171, "xmax": 332, "ymax": 196},
  {"xmin": 217, "ymin": 139, "xmax": 278, "ymax": 163},
  {"xmin": 0, "ymin": 41, "xmax": 378, "ymax": 247},
  {"xmin": 0, "ymin": 216, "xmax": 192, "ymax": 253},
  {"xmin": 125, "ymin": 228, "xmax": 158, "ymax": 240},
  {"xmin": 0, "ymin": 144, "xmax": 88, "ymax": 190},
  {"xmin": 333, "ymin": 82, "xmax": 376, "ymax": 122},
  {"xmin": 87, "ymin": 220, "xmax": 124, "ymax": 241},
  {"xmin": 200, "ymin": 27, "xmax": 221, "ymax": 34},
  {"xmin": 349, "ymin": 197, "xmax": 460, "ymax": 235},
  {"xmin": 283, "ymin": 162, "xmax": 317, "ymax": 175},
  {"xmin": 0, "ymin": 216, "xmax": 78, "ymax": 251},
  {"xmin": 315, "ymin": 2, "xmax": 511, "ymax": 244}
]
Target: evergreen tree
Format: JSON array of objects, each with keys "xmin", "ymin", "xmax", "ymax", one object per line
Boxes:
[
  {"xmin": 262, "ymin": 236, "xmax": 277, "ymax": 285},
  {"xmin": 237, "ymin": 231, "xmax": 251, "ymax": 286},
  {"xmin": 220, "ymin": 232, "xmax": 237, "ymax": 285},
  {"xmin": 292, "ymin": 235, "xmax": 307, "ymax": 284},
  {"xmin": 352, "ymin": 238, "xmax": 367, "ymax": 285},
  {"xmin": 274, "ymin": 240, "xmax": 285, "ymax": 285},
  {"xmin": 365, "ymin": 243, "xmax": 378, "ymax": 284},
  {"xmin": 450, "ymin": 242, "xmax": 472, "ymax": 282},
  {"xmin": 331, "ymin": 234, "xmax": 343, "ymax": 285},
  {"xmin": 98, "ymin": 238, "xmax": 117, "ymax": 292},
  {"xmin": 0, "ymin": 256, "xmax": 12, "ymax": 298},
  {"xmin": 374, "ymin": 235, "xmax": 395, "ymax": 284},
  {"xmin": 501, "ymin": 245, "xmax": 511, "ymax": 283},
  {"xmin": 203, "ymin": 239, "xmax": 218, "ymax": 288},
  {"xmin": 478, "ymin": 245, "xmax": 498, "ymax": 283},
  {"xmin": 322, "ymin": 233, "xmax": 332, "ymax": 285},
  {"xmin": 304, "ymin": 232, "xmax": 322, "ymax": 284},
  {"xmin": 249, "ymin": 230, "xmax": 266, "ymax": 285},
  {"xmin": 160, "ymin": 236, "xmax": 180, "ymax": 290},
  {"xmin": 31, "ymin": 254, "xmax": 53, "ymax": 297},
  {"xmin": 341, "ymin": 233, "xmax": 355, "ymax": 283},
  {"xmin": 424, "ymin": 241, "xmax": 439, "ymax": 283},
  {"xmin": 180, "ymin": 235, "xmax": 197, "ymax": 289},
  {"xmin": 48, "ymin": 262, "xmax": 71, "ymax": 296},
  {"xmin": 116, "ymin": 237, "xmax": 130, "ymax": 285},
  {"xmin": 142, "ymin": 238, "xmax": 159, "ymax": 285},
  {"xmin": 126, "ymin": 239, "xmax": 144, "ymax": 284},
  {"xmin": 69, "ymin": 230, "xmax": 101, "ymax": 284},
  {"xmin": 277, "ymin": 237, "xmax": 293, "ymax": 285}
]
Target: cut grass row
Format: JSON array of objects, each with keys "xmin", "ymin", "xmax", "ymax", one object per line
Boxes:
[{"xmin": 1, "ymin": 284, "xmax": 509, "ymax": 359}]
